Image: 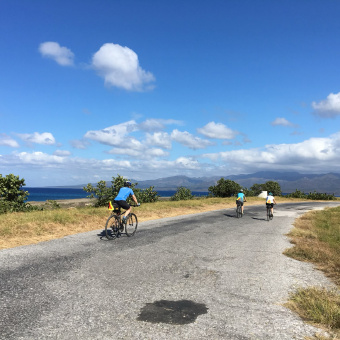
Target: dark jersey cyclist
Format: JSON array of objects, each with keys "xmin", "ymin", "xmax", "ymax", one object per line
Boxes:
[
  {"xmin": 114, "ymin": 181, "xmax": 140, "ymax": 222},
  {"xmin": 236, "ymin": 189, "xmax": 247, "ymax": 214}
]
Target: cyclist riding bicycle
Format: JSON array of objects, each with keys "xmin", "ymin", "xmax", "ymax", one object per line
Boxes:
[
  {"xmin": 114, "ymin": 181, "xmax": 140, "ymax": 223},
  {"xmin": 266, "ymin": 192, "xmax": 277, "ymax": 216},
  {"xmin": 236, "ymin": 189, "xmax": 247, "ymax": 214}
]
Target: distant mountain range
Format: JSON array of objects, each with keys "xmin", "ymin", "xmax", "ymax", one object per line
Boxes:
[
  {"xmin": 134, "ymin": 171, "xmax": 340, "ymax": 195},
  {"xmin": 54, "ymin": 171, "xmax": 340, "ymax": 195}
]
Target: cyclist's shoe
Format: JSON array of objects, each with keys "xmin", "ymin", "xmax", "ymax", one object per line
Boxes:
[{"xmin": 122, "ymin": 216, "xmax": 127, "ymax": 223}]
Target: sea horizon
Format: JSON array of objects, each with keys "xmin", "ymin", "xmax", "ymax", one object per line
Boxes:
[{"xmin": 25, "ymin": 187, "xmax": 209, "ymax": 202}]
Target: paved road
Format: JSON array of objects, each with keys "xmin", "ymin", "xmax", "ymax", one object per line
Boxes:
[{"xmin": 1, "ymin": 202, "xmax": 339, "ymax": 340}]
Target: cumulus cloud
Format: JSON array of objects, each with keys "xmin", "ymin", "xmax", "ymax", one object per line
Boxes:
[
  {"xmin": 201, "ymin": 132, "xmax": 340, "ymax": 173},
  {"xmin": 197, "ymin": 122, "xmax": 238, "ymax": 139},
  {"xmin": 146, "ymin": 132, "xmax": 172, "ymax": 149},
  {"xmin": 0, "ymin": 134, "xmax": 19, "ymax": 147},
  {"xmin": 39, "ymin": 42, "xmax": 74, "ymax": 66},
  {"xmin": 84, "ymin": 120, "xmax": 138, "ymax": 146},
  {"xmin": 108, "ymin": 146, "xmax": 169, "ymax": 159},
  {"xmin": 138, "ymin": 119, "xmax": 183, "ymax": 132},
  {"xmin": 312, "ymin": 92, "xmax": 340, "ymax": 118},
  {"xmin": 91, "ymin": 43, "xmax": 155, "ymax": 91},
  {"xmin": 171, "ymin": 129, "xmax": 214, "ymax": 150},
  {"xmin": 53, "ymin": 150, "xmax": 71, "ymax": 157},
  {"xmin": 17, "ymin": 132, "xmax": 56, "ymax": 145},
  {"xmin": 271, "ymin": 117, "xmax": 297, "ymax": 127}
]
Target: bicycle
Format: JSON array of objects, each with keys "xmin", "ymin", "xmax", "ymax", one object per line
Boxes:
[
  {"xmin": 105, "ymin": 202, "xmax": 138, "ymax": 240},
  {"xmin": 236, "ymin": 199, "xmax": 246, "ymax": 218},
  {"xmin": 266, "ymin": 204, "xmax": 275, "ymax": 221},
  {"xmin": 236, "ymin": 202, "xmax": 242, "ymax": 218}
]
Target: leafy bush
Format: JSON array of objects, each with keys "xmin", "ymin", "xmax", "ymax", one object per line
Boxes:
[
  {"xmin": 137, "ymin": 186, "xmax": 160, "ymax": 203},
  {"xmin": 208, "ymin": 178, "xmax": 241, "ymax": 197},
  {"xmin": 285, "ymin": 189, "xmax": 307, "ymax": 198},
  {"xmin": 306, "ymin": 191, "xmax": 336, "ymax": 200},
  {"xmin": 262, "ymin": 181, "xmax": 282, "ymax": 196},
  {"xmin": 0, "ymin": 174, "xmax": 36, "ymax": 214},
  {"xmin": 170, "ymin": 187, "xmax": 194, "ymax": 201},
  {"xmin": 83, "ymin": 174, "xmax": 159, "ymax": 207},
  {"xmin": 285, "ymin": 189, "xmax": 336, "ymax": 200}
]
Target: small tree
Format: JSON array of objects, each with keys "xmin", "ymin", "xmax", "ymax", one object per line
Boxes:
[
  {"xmin": 262, "ymin": 181, "xmax": 282, "ymax": 196},
  {"xmin": 170, "ymin": 186, "xmax": 194, "ymax": 201},
  {"xmin": 208, "ymin": 178, "xmax": 241, "ymax": 197},
  {"xmin": 137, "ymin": 186, "xmax": 160, "ymax": 203},
  {"xmin": 0, "ymin": 174, "xmax": 29, "ymax": 213},
  {"xmin": 249, "ymin": 183, "xmax": 264, "ymax": 196}
]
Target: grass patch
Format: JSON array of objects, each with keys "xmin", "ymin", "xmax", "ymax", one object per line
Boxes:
[{"xmin": 284, "ymin": 206, "xmax": 340, "ymax": 338}]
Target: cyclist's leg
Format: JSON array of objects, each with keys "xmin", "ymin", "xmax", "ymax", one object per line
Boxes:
[
  {"xmin": 241, "ymin": 201, "xmax": 244, "ymax": 214},
  {"xmin": 115, "ymin": 200, "xmax": 131, "ymax": 219}
]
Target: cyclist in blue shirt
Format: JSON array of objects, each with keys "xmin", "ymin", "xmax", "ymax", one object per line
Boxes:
[
  {"xmin": 236, "ymin": 189, "xmax": 247, "ymax": 214},
  {"xmin": 114, "ymin": 181, "xmax": 140, "ymax": 223}
]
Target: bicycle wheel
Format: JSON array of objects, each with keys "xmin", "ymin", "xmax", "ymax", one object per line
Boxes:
[
  {"xmin": 105, "ymin": 215, "xmax": 120, "ymax": 240},
  {"xmin": 236, "ymin": 205, "xmax": 241, "ymax": 218},
  {"xmin": 125, "ymin": 213, "xmax": 138, "ymax": 237},
  {"xmin": 267, "ymin": 207, "xmax": 270, "ymax": 221}
]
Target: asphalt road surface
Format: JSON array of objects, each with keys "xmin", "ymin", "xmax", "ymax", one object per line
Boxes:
[{"xmin": 1, "ymin": 202, "xmax": 339, "ymax": 340}]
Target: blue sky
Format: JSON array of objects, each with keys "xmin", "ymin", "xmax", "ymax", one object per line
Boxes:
[{"xmin": 1, "ymin": 0, "xmax": 340, "ymax": 187}]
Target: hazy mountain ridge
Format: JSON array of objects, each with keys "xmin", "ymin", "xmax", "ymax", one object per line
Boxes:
[
  {"xmin": 51, "ymin": 172, "xmax": 340, "ymax": 195},
  {"xmin": 135, "ymin": 172, "xmax": 340, "ymax": 195}
]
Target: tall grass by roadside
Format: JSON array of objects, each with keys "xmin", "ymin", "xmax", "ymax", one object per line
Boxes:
[{"xmin": 284, "ymin": 206, "xmax": 340, "ymax": 339}]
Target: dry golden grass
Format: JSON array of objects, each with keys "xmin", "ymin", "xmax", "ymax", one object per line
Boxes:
[{"xmin": 284, "ymin": 206, "xmax": 340, "ymax": 339}]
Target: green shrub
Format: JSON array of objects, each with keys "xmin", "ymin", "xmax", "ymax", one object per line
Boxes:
[
  {"xmin": 286, "ymin": 190, "xmax": 336, "ymax": 200},
  {"xmin": 170, "ymin": 187, "xmax": 194, "ymax": 201},
  {"xmin": 208, "ymin": 178, "xmax": 241, "ymax": 197},
  {"xmin": 0, "ymin": 174, "xmax": 36, "ymax": 214}
]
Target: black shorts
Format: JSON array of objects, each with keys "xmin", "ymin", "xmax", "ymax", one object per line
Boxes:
[
  {"xmin": 114, "ymin": 200, "xmax": 130, "ymax": 210},
  {"xmin": 236, "ymin": 200, "xmax": 243, "ymax": 206},
  {"xmin": 266, "ymin": 203, "xmax": 274, "ymax": 208}
]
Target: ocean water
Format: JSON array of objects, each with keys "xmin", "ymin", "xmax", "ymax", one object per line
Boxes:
[{"xmin": 25, "ymin": 187, "xmax": 209, "ymax": 202}]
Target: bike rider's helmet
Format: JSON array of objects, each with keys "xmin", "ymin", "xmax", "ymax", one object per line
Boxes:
[
  {"xmin": 240, "ymin": 189, "xmax": 243, "ymax": 192},
  {"xmin": 125, "ymin": 181, "xmax": 132, "ymax": 187},
  {"xmin": 269, "ymin": 192, "xmax": 273, "ymax": 195}
]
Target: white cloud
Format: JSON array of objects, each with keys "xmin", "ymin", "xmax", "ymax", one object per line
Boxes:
[
  {"xmin": 202, "ymin": 132, "xmax": 340, "ymax": 173},
  {"xmin": 146, "ymin": 132, "xmax": 172, "ymax": 149},
  {"xmin": 312, "ymin": 92, "xmax": 340, "ymax": 118},
  {"xmin": 175, "ymin": 157, "xmax": 200, "ymax": 169},
  {"xmin": 70, "ymin": 139, "xmax": 91, "ymax": 149},
  {"xmin": 0, "ymin": 134, "xmax": 19, "ymax": 147},
  {"xmin": 197, "ymin": 122, "xmax": 238, "ymax": 139},
  {"xmin": 53, "ymin": 150, "xmax": 71, "ymax": 157},
  {"xmin": 39, "ymin": 42, "xmax": 74, "ymax": 66},
  {"xmin": 108, "ymin": 146, "xmax": 169, "ymax": 159},
  {"xmin": 91, "ymin": 43, "xmax": 155, "ymax": 91},
  {"xmin": 171, "ymin": 129, "xmax": 214, "ymax": 150},
  {"xmin": 271, "ymin": 117, "xmax": 297, "ymax": 127},
  {"xmin": 17, "ymin": 132, "xmax": 56, "ymax": 145},
  {"xmin": 14, "ymin": 151, "xmax": 65, "ymax": 164},
  {"xmin": 84, "ymin": 120, "xmax": 138, "ymax": 146},
  {"xmin": 138, "ymin": 119, "xmax": 183, "ymax": 132}
]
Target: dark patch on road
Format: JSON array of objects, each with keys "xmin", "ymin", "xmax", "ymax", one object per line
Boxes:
[{"xmin": 137, "ymin": 299, "xmax": 208, "ymax": 325}]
